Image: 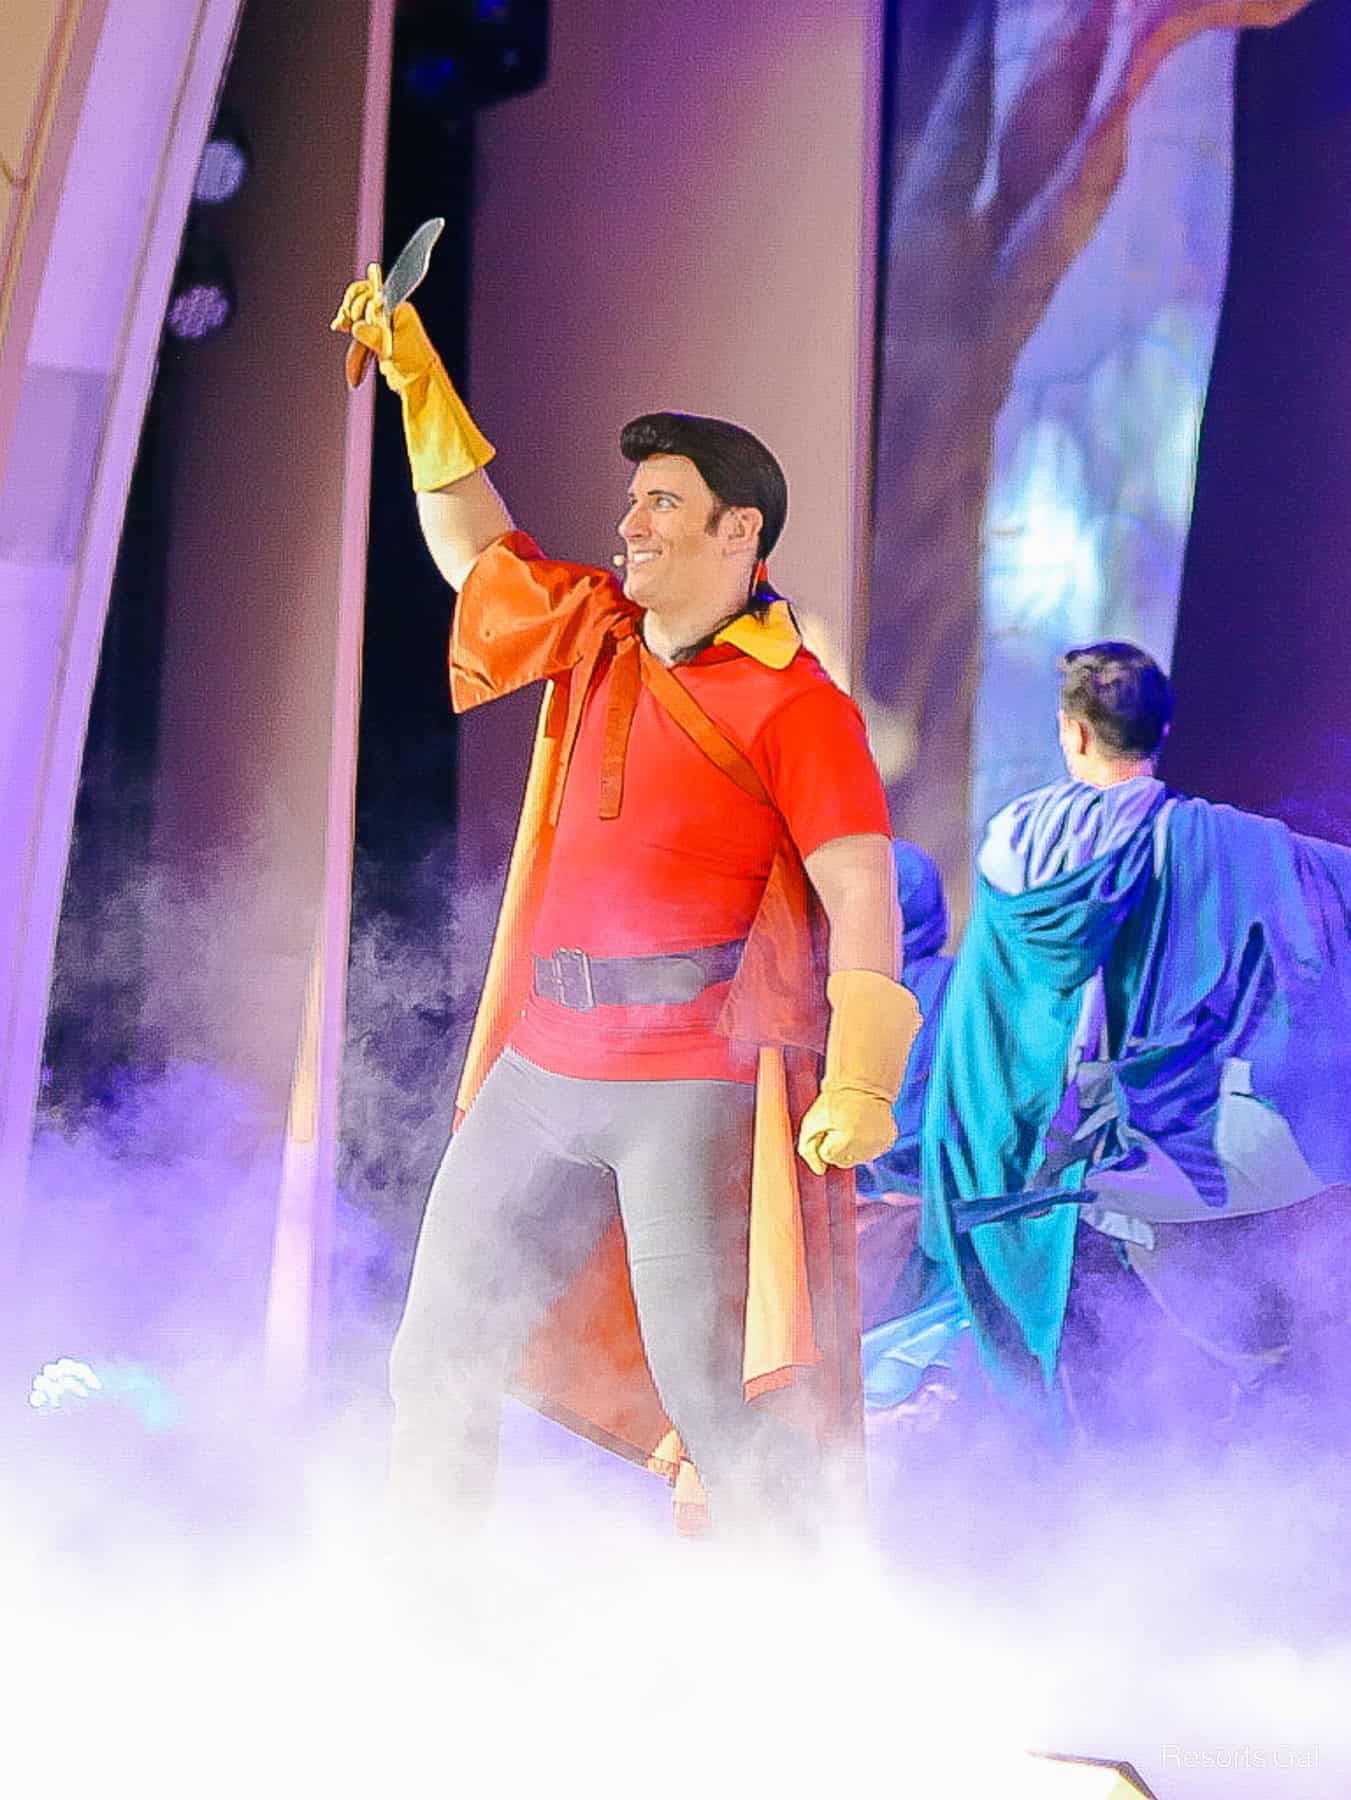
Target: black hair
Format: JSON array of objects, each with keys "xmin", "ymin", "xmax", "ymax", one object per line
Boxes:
[{"xmin": 1057, "ymin": 641, "xmax": 1174, "ymax": 757}]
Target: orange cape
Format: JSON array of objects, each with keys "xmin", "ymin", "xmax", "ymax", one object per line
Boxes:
[{"xmin": 451, "ymin": 534, "xmax": 863, "ymax": 1521}]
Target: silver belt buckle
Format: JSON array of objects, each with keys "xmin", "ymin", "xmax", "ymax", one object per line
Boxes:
[{"xmin": 552, "ymin": 947, "xmax": 596, "ymax": 1011}]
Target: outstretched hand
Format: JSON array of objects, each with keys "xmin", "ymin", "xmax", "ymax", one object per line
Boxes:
[
  {"xmin": 327, "ymin": 262, "xmax": 497, "ymax": 504},
  {"xmin": 330, "ymin": 262, "xmax": 393, "ymax": 362},
  {"xmin": 330, "ymin": 267, "xmax": 442, "ymax": 395}
]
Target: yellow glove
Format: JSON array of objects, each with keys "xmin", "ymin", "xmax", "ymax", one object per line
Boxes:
[
  {"xmin": 330, "ymin": 265, "xmax": 495, "ymax": 492},
  {"xmin": 797, "ymin": 970, "xmax": 922, "ymax": 1175}
]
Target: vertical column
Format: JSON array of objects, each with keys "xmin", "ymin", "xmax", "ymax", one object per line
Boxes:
[
  {"xmin": 140, "ymin": 0, "xmax": 395, "ymax": 1395},
  {"xmin": 0, "ymin": 0, "xmax": 244, "ymax": 1274}
]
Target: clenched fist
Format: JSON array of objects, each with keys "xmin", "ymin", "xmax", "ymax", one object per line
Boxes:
[
  {"xmin": 329, "ymin": 264, "xmax": 495, "ymax": 490},
  {"xmin": 330, "ymin": 263, "xmax": 441, "ymax": 394},
  {"xmin": 796, "ymin": 970, "xmax": 921, "ymax": 1175}
]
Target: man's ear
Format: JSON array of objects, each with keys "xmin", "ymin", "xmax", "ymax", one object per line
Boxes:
[
  {"xmin": 721, "ymin": 505, "xmax": 763, "ymax": 552},
  {"xmin": 1058, "ymin": 709, "xmax": 1089, "ymax": 757}
]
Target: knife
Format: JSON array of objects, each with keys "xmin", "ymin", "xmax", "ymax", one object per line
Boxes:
[{"xmin": 344, "ymin": 215, "xmax": 445, "ymax": 388}]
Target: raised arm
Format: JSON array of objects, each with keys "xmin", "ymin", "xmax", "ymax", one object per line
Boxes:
[
  {"xmin": 332, "ymin": 265, "xmax": 512, "ymax": 589},
  {"xmin": 415, "ymin": 475, "xmax": 513, "ymax": 593}
]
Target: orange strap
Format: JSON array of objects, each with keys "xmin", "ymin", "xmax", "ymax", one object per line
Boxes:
[
  {"xmin": 548, "ymin": 631, "xmax": 608, "ymax": 825},
  {"xmin": 598, "ymin": 630, "xmax": 642, "ymax": 820},
  {"xmin": 545, "ymin": 616, "xmax": 775, "ymax": 826},
  {"xmin": 639, "ymin": 650, "xmax": 773, "ymax": 809}
]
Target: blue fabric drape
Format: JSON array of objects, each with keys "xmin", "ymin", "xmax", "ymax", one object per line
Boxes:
[{"xmin": 919, "ymin": 786, "xmax": 1351, "ymax": 1396}]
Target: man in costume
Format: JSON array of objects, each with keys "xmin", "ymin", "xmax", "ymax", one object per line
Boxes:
[
  {"xmin": 916, "ymin": 642, "xmax": 1351, "ymax": 1439},
  {"xmin": 332, "ymin": 268, "xmax": 921, "ymax": 1529}
]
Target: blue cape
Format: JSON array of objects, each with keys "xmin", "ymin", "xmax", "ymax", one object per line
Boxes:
[{"xmin": 919, "ymin": 784, "xmax": 1351, "ymax": 1393}]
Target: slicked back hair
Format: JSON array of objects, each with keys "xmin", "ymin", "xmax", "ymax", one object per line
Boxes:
[{"xmin": 1057, "ymin": 641, "xmax": 1174, "ymax": 758}]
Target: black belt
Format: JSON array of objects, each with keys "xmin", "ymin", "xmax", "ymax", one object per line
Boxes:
[{"xmin": 532, "ymin": 939, "xmax": 746, "ymax": 1012}]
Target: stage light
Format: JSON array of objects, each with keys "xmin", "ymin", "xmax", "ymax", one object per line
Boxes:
[
  {"xmin": 193, "ymin": 106, "xmax": 250, "ymax": 206},
  {"xmin": 28, "ymin": 1356, "xmax": 179, "ymax": 1431},
  {"xmin": 399, "ymin": 0, "xmax": 549, "ymax": 114},
  {"xmin": 165, "ymin": 225, "xmax": 235, "ymax": 343},
  {"xmin": 28, "ymin": 1357, "xmax": 103, "ymax": 1409}
]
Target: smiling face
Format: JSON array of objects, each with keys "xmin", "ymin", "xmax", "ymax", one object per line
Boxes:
[{"xmin": 617, "ymin": 454, "xmax": 756, "ymax": 619}]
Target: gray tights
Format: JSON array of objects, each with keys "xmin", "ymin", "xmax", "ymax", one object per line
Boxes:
[{"xmin": 389, "ymin": 1048, "xmax": 805, "ymax": 1522}]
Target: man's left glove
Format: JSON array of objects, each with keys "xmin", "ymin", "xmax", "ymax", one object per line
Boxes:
[{"xmin": 797, "ymin": 970, "xmax": 922, "ymax": 1175}]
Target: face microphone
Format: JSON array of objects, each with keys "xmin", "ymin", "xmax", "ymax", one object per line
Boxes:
[{"xmin": 612, "ymin": 554, "xmax": 626, "ymax": 567}]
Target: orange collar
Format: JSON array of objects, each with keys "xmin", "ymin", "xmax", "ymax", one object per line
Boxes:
[{"xmin": 713, "ymin": 601, "xmax": 799, "ymax": 670}]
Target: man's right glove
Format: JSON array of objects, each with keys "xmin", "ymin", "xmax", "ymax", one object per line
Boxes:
[
  {"xmin": 331, "ymin": 266, "xmax": 495, "ymax": 492},
  {"xmin": 797, "ymin": 970, "xmax": 923, "ymax": 1176}
]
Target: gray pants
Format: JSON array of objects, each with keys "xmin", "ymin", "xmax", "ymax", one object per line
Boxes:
[{"xmin": 389, "ymin": 1048, "xmax": 805, "ymax": 1522}]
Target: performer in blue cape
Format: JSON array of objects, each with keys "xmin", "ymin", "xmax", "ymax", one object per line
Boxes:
[{"xmin": 919, "ymin": 642, "xmax": 1351, "ymax": 1432}]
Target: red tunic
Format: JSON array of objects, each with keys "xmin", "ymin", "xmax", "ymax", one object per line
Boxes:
[{"xmin": 515, "ymin": 636, "xmax": 890, "ymax": 1081}]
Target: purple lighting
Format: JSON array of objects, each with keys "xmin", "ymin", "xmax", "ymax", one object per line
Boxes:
[
  {"xmin": 166, "ymin": 281, "xmax": 232, "ymax": 342},
  {"xmin": 193, "ymin": 108, "xmax": 250, "ymax": 206},
  {"xmin": 194, "ymin": 139, "xmax": 248, "ymax": 207}
]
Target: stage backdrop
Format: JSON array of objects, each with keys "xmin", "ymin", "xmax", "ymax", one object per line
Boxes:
[
  {"xmin": 461, "ymin": 0, "xmax": 885, "ymax": 896},
  {"xmin": 864, "ymin": 0, "xmax": 1313, "ymax": 926}
]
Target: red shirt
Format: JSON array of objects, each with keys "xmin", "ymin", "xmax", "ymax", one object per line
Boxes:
[{"xmin": 511, "ymin": 621, "xmax": 890, "ymax": 1082}]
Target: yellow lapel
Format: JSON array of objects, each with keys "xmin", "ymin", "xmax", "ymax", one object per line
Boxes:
[{"xmin": 714, "ymin": 600, "xmax": 800, "ymax": 670}]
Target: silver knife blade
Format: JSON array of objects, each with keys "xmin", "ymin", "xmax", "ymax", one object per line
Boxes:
[{"xmin": 383, "ymin": 216, "xmax": 445, "ymax": 312}]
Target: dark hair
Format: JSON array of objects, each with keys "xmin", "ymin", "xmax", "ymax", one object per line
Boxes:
[
  {"xmin": 1057, "ymin": 641, "xmax": 1174, "ymax": 757},
  {"xmin": 619, "ymin": 411, "xmax": 788, "ymax": 566}
]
